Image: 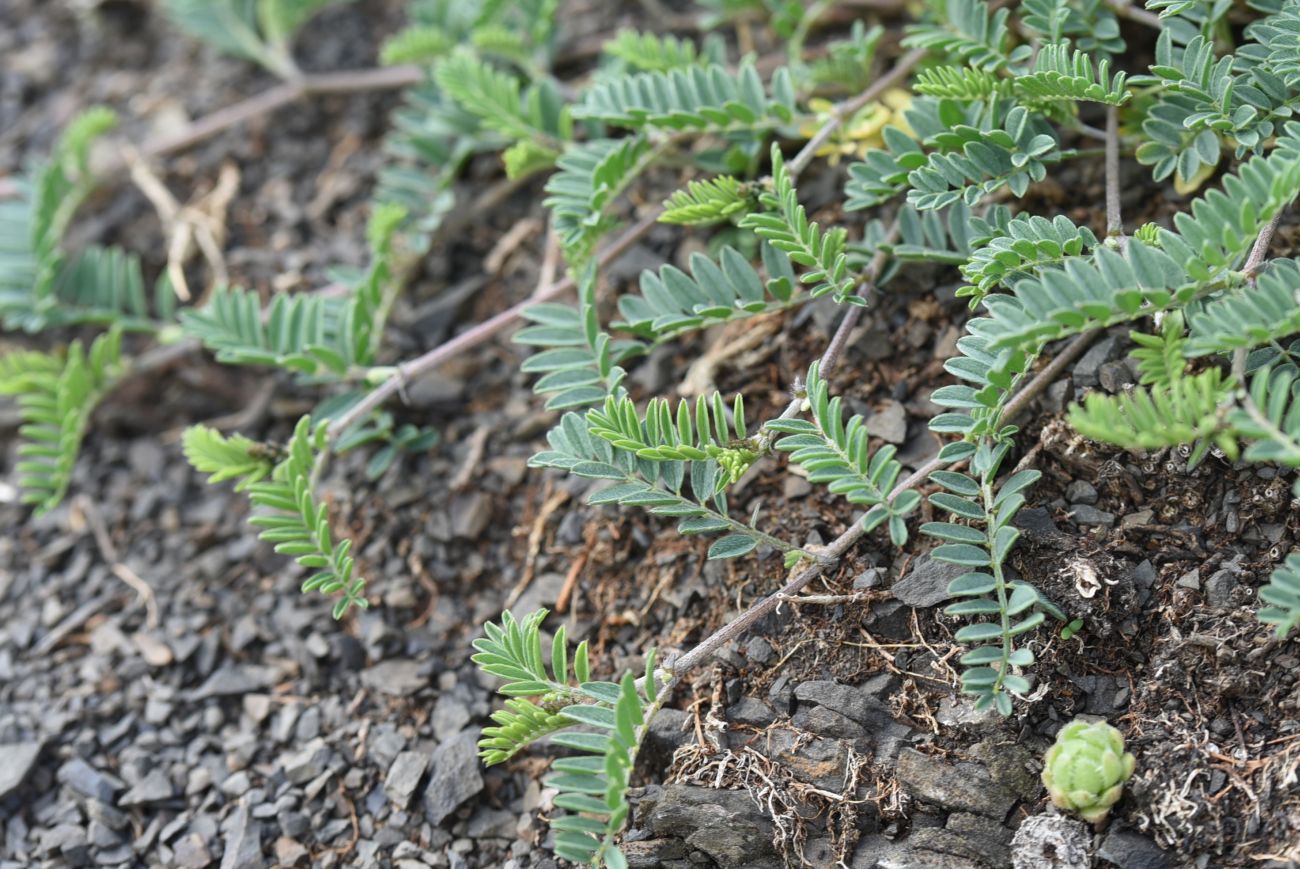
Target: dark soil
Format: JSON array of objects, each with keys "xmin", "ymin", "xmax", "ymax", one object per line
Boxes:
[{"xmin": 2, "ymin": 2, "xmax": 1299, "ymax": 869}]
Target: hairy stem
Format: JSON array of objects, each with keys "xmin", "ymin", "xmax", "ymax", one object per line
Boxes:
[
  {"xmin": 1105, "ymin": 0, "xmax": 1163, "ymax": 30},
  {"xmin": 100, "ymin": 65, "xmax": 423, "ymax": 175},
  {"xmin": 1244, "ymin": 209, "xmax": 1284, "ymax": 278},
  {"xmin": 771, "ymin": 225, "xmax": 899, "ymax": 428},
  {"xmin": 787, "ymin": 48, "xmax": 926, "ymax": 178},
  {"xmin": 1234, "ymin": 207, "xmax": 1287, "ymax": 377},
  {"xmin": 1105, "ymin": 106, "xmax": 1123, "ymax": 247},
  {"xmin": 980, "ymin": 473, "xmax": 1013, "ymax": 698},
  {"xmin": 325, "ymin": 212, "xmax": 661, "ymax": 439}
]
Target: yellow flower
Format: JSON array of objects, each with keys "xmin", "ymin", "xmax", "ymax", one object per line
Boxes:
[{"xmin": 797, "ymin": 89, "xmax": 916, "ymax": 164}]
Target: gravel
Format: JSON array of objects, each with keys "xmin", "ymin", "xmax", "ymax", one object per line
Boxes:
[
  {"xmin": 869, "ymin": 400, "xmax": 909, "ymax": 444},
  {"xmin": 1073, "ymin": 335, "xmax": 1120, "ymax": 387},
  {"xmin": 0, "ymin": 742, "xmax": 43, "ymax": 799},
  {"xmin": 1097, "ymin": 829, "xmax": 1173, "ymax": 869},
  {"xmin": 385, "ymin": 751, "xmax": 429, "ymax": 808},
  {"xmin": 895, "ymin": 749, "xmax": 1016, "ymax": 819},
  {"xmin": 643, "ymin": 784, "xmax": 776, "ymax": 866},
  {"xmin": 891, "ymin": 553, "xmax": 966, "ymax": 608},
  {"xmin": 57, "ymin": 757, "xmax": 121, "ymax": 804},
  {"xmin": 423, "ymin": 730, "xmax": 484, "ymax": 826},
  {"xmin": 219, "ymin": 803, "xmax": 262, "ymax": 869}
]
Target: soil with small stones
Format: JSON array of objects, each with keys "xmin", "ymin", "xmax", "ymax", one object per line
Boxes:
[{"xmin": 3, "ymin": 3, "xmax": 1299, "ymax": 869}]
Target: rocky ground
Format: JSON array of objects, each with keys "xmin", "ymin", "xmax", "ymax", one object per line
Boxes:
[{"xmin": 3, "ymin": 1, "xmax": 1300, "ymax": 868}]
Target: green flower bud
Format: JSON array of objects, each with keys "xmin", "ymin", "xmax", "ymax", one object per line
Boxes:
[
  {"xmin": 1041, "ymin": 719, "xmax": 1136, "ymax": 824},
  {"xmin": 715, "ymin": 446, "xmax": 759, "ymax": 486}
]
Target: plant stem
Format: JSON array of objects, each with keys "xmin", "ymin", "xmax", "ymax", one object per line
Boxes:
[
  {"xmin": 1105, "ymin": 105, "xmax": 1127, "ymax": 255},
  {"xmin": 100, "ymin": 65, "xmax": 423, "ymax": 175},
  {"xmin": 1106, "ymin": 0, "xmax": 1163, "ymax": 30},
  {"xmin": 1227, "ymin": 205, "xmax": 1286, "ymax": 384},
  {"xmin": 786, "ymin": 48, "xmax": 926, "ymax": 178},
  {"xmin": 330, "ymin": 51, "xmax": 926, "ymax": 442},
  {"xmin": 1105, "ymin": 107, "xmax": 1121, "ymax": 233},
  {"xmin": 787, "ymin": 0, "xmax": 836, "ymax": 71},
  {"xmin": 1244, "ymin": 209, "xmax": 1284, "ymax": 278},
  {"xmin": 770, "ymin": 226, "xmax": 898, "ymax": 429},
  {"xmin": 980, "ymin": 472, "xmax": 1013, "ymax": 698},
  {"xmin": 325, "ymin": 211, "xmax": 661, "ymax": 440}
]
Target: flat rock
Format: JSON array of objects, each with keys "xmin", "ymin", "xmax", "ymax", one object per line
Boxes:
[
  {"xmin": 895, "ymin": 749, "xmax": 1015, "ymax": 818},
  {"xmin": 643, "ymin": 708, "xmax": 692, "ymax": 766},
  {"xmin": 794, "ymin": 681, "xmax": 894, "ymax": 732},
  {"xmin": 451, "ymin": 492, "xmax": 492, "ymax": 539},
  {"xmin": 0, "ymin": 741, "xmax": 43, "ymax": 799},
  {"xmin": 219, "ymin": 804, "xmax": 262, "ymax": 869},
  {"xmin": 188, "ymin": 665, "xmax": 275, "ymax": 701},
  {"xmin": 970, "ymin": 739, "xmax": 1042, "ymax": 801},
  {"xmin": 465, "ymin": 807, "xmax": 515, "ymax": 839},
  {"xmin": 783, "ymin": 475, "xmax": 812, "ymax": 499},
  {"xmin": 385, "ymin": 751, "xmax": 429, "ymax": 808},
  {"xmin": 644, "ymin": 783, "xmax": 775, "ymax": 866},
  {"xmin": 59, "ymin": 756, "xmax": 121, "ymax": 803},
  {"xmin": 764, "ymin": 725, "xmax": 854, "ymax": 791},
  {"xmin": 431, "ymin": 694, "xmax": 471, "ymax": 735},
  {"xmin": 892, "ymin": 554, "xmax": 966, "ymax": 608},
  {"xmin": 274, "ymin": 837, "xmax": 308, "ymax": 867},
  {"xmin": 908, "ymin": 827, "xmax": 1006, "ymax": 866},
  {"xmin": 511, "ymin": 570, "xmax": 568, "ymax": 619},
  {"xmin": 131, "ymin": 632, "xmax": 174, "ymax": 667},
  {"xmin": 1097, "ymin": 829, "xmax": 1171, "ymax": 869},
  {"xmin": 173, "ymin": 833, "xmax": 212, "ymax": 869},
  {"xmin": 621, "ymin": 838, "xmax": 688, "ymax": 867},
  {"xmin": 937, "ymin": 696, "xmax": 1000, "ymax": 730},
  {"xmin": 727, "ymin": 697, "xmax": 775, "ymax": 727},
  {"xmin": 1098, "ymin": 360, "xmax": 1133, "ymax": 392},
  {"xmin": 360, "ymin": 660, "xmax": 426, "ymax": 697},
  {"xmin": 281, "ymin": 739, "xmax": 331, "ymax": 785},
  {"xmin": 1070, "ymin": 504, "xmax": 1115, "ymax": 528},
  {"xmin": 40, "ymin": 823, "xmax": 86, "ymax": 856},
  {"xmin": 119, "ymin": 770, "xmax": 174, "ymax": 806},
  {"xmin": 1205, "ymin": 557, "xmax": 1245, "ymax": 607},
  {"xmin": 943, "ymin": 812, "xmax": 1013, "ymax": 864},
  {"xmin": 1074, "ymin": 335, "xmax": 1119, "ymax": 387},
  {"xmin": 1065, "ymin": 480, "xmax": 1098, "ymax": 505},
  {"xmin": 869, "ymin": 400, "xmax": 909, "ymax": 444},
  {"xmin": 423, "ymin": 730, "xmax": 483, "ymax": 826},
  {"xmin": 857, "ymin": 834, "xmax": 985, "ymax": 869}
]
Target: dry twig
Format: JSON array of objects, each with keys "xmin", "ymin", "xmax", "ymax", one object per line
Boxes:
[{"xmin": 75, "ymin": 495, "xmax": 160, "ymax": 629}]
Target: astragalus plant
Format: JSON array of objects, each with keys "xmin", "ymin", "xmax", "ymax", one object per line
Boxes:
[{"xmin": 8, "ymin": 1, "xmax": 1300, "ymax": 864}]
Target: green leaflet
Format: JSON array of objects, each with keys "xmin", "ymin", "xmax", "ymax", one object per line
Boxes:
[
  {"xmin": 1, "ymin": 329, "xmax": 125, "ymax": 515},
  {"xmin": 183, "ymin": 417, "xmax": 368, "ymax": 619},
  {"xmin": 473, "ymin": 610, "xmax": 661, "ymax": 866}
]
